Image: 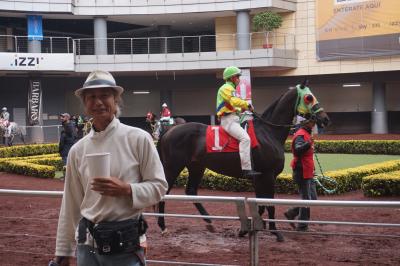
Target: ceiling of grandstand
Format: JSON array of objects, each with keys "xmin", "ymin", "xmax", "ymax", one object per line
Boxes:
[{"xmin": 0, "ymin": 12, "xmax": 220, "ymax": 38}]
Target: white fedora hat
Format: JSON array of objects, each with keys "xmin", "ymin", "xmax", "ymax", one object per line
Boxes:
[{"xmin": 75, "ymin": 70, "xmax": 124, "ymax": 97}]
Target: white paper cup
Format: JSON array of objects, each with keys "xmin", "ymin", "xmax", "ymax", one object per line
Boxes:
[{"xmin": 85, "ymin": 152, "xmax": 111, "ymax": 178}]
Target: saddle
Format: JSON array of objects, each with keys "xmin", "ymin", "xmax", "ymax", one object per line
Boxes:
[{"xmin": 206, "ymin": 119, "xmax": 259, "ymax": 153}]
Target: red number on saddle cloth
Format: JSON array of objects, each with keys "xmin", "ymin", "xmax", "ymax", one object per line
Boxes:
[{"xmin": 206, "ymin": 120, "xmax": 259, "ymax": 153}]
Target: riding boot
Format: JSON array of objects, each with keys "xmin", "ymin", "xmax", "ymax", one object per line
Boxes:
[{"xmin": 242, "ymin": 169, "xmax": 262, "ymax": 179}]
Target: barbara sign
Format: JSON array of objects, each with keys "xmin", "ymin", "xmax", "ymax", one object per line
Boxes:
[{"xmin": 28, "ymin": 80, "xmax": 42, "ymax": 126}]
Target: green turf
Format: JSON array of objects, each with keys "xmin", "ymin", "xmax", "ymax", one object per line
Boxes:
[{"xmin": 283, "ymin": 153, "xmax": 400, "ymax": 174}]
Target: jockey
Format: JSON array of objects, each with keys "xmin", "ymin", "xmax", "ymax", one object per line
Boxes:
[
  {"xmin": 0, "ymin": 107, "xmax": 11, "ymax": 136},
  {"xmin": 1, "ymin": 107, "xmax": 10, "ymax": 122},
  {"xmin": 216, "ymin": 66, "xmax": 261, "ymax": 179},
  {"xmin": 160, "ymin": 103, "xmax": 171, "ymax": 124}
]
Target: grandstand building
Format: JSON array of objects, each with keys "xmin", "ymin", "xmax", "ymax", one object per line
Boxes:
[{"xmin": 0, "ymin": 0, "xmax": 399, "ymax": 141}]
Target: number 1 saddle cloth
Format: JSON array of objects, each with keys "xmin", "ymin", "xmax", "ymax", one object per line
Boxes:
[{"xmin": 206, "ymin": 120, "xmax": 259, "ymax": 153}]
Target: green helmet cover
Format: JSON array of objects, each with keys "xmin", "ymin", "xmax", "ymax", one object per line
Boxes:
[{"xmin": 223, "ymin": 66, "xmax": 241, "ymax": 80}]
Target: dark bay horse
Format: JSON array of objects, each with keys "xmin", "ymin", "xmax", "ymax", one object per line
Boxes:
[{"xmin": 156, "ymin": 83, "xmax": 330, "ymax": 241}]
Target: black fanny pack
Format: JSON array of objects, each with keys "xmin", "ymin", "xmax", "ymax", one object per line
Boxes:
[{"xmin": 79, "ymin": 216, "xmax": 148, "ymax": 255}]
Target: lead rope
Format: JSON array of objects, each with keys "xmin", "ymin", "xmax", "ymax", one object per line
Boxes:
[{"xmin": 313, "ymin": 145, "xmax": 338, "ymax": 194}]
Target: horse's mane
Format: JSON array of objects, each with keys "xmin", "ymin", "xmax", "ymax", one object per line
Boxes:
[{"xmin": 259, "ymin": 87, "xmax": 297, "ymax": 121}]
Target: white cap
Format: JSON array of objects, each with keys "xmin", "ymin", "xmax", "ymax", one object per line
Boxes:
[{"xmin": 162, "ymin": 103, "xmax": 168, "ymax": 107}]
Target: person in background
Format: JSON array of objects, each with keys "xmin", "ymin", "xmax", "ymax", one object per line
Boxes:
[
  {"xmin": 58, "ymin": 113, "xmax": 77, "ymax": 166},
  {"xmin": 284, "ymin": 113, "xmax": 318, "ymax": 232},
  {"xmin": 75, "ymin": 114, "xmax": 85, "ymax": 140},
  {"xmin": 160, "ymin": 103, "xmax": 171, "ymax": 122},
  {"xmin": 49, "ymin": 70, "xmax": 168, "ymax": 266},
  {"xmin": 0, "ymin": 107, "xmax": 11, "ymax": 139},
  {"xmin": 0, "ymin": 107, "xmax": 10, "ymax": 122},
  {"xmin": 216, "ymin": 66, "xmax": 261, "ymax": 179}
]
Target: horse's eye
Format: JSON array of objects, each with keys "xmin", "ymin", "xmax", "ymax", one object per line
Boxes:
[{"xmin": 304, "ymin": 94, "xmax": 314, "ymax": 104}]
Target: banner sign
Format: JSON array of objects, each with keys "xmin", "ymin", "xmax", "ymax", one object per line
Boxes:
[
  {"xmin": 0, "ymin": 53, "xmax": 74, "ymax": 71},
  {"xmin": 27, "ymin": 15, "xmax": 43, "ymax": 41},
  {"xmin": 316, "ymin": 0, "xmax": 400, "ymax": 60},
  {"xmin": 28, "ymin": 80, "xmax": 42, "ymax": 126},
  {"xmin": 236, "ymin": 69, "xmax": 252, "ymax": 104}
]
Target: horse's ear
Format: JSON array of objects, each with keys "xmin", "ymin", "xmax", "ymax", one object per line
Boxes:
[{"xmin": 300, "ymin": 78, "xmax": 309, "ymax": 89}]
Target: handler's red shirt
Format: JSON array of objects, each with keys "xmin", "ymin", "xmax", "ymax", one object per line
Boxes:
[{"xmin": 290, "ymin": 128, "xmax": 314, "ymax": 179}]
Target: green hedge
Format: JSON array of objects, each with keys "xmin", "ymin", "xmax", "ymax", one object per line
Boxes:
[
  {"xmin": 176, "ymin": 160, "xmax": 400, "ymax": 195},
  {"xmin": 0, "ymin": 144, "xmax": 58, "ymax": 158},
  {"xmin": 362, "ymin": 170, "xmax": 400, "ymax": 197},
  {"xmin": 285, "ymin": 140, "xmax": 400, "ymax": 154}
]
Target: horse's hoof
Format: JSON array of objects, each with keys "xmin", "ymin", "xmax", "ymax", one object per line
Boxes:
[
  {"xmin": 161, "ymin": 229, "xmax": 168, "ymax": 236},
  {"xmin": 206, "ymin": 224, "xmax": 216, "ymax": 233},
  {"xmin": 238, "ymin": 230, "xmax": 248, "ymax": 237},
  {"xmin": 272, "ymin": 231, "xmax": 285, "ymax": 242}
]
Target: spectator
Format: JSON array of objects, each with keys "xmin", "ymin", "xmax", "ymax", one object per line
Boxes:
[
  {"xmin": 49, "ymin": 70, "xmax": 168, "ymax": 266},
  {"xmin": 58, "ymin": 113, "xmax": 77, "ymax": 166}
]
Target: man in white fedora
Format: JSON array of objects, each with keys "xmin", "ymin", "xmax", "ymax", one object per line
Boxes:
[{"xmin": 50, "ymin": 70, "xmax": 167, "ymax": 266}]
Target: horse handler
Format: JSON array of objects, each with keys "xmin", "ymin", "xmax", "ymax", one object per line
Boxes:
[
  {"xmin": 49, "ymin": 70, "xmax": 168, "ymax": 266},
  {"xmin": 284, "ymin": 113, "xmax": 318, "ymax": 231}
]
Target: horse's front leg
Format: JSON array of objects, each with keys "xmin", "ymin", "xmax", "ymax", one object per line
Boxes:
[
  {"xmin": 266, "ymin": 205, "xmax": 284, "ymax": 242},
  {"xmin": 254, "ymin": 174, "xmax": 284, "ymax": 242}
]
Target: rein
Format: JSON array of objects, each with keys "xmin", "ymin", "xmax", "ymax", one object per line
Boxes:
[{"xmin": 252, "ymin": 111, "xmax": 294, "ymax": 128}]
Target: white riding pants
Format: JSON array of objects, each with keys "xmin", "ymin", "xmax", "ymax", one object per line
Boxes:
[{"xmin": 220, "ymin": 113, "xmax": 252, "ymax": 170}]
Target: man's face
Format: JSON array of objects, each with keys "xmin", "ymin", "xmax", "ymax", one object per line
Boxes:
[
  {"xmin": 60, "ymin": 115, "xmax": 68, "ymax": 122},
  {"xmin": 83, "ymin": 87, "xmax": 117, "ymax": 121}
]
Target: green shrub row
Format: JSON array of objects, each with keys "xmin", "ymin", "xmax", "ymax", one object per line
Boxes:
[
  {"xmin": 362, "ymin": 170, "xmax": 400, "ymax": 197},
  {"xmin": 176, "ymin": 160, "xmax": 400, "ymax": 196},
  {"xmin": 0, "ymin": 144, "xmax": 58, "ymax": 158},
  {"xmin": 285, "ymin": 140, "xmax": 400, "ymax": 154},
  {"xmin": 0, "ymin": 160, "xmax": 55, "ymax": 178},
  {"xmin": 0, "ymin": 154, "xmax": 62, "ymax": 178}
]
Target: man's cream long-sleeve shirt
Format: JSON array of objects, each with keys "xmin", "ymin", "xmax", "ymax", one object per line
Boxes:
[{"xmin": 55, "ymin": 118, "xmax": 167, "ymax": 257}]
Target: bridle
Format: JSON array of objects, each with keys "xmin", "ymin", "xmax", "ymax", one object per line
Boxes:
[{"xmin": 251, "ymin": 85, "xmax": 322, "ymax": 128}]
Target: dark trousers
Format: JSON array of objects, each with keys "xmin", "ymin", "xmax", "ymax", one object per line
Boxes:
[{"xmin": 286, "ymin": 171, "xmax": 318, "ymax": 229}]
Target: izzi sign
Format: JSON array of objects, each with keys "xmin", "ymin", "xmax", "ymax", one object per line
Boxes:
[
  {"xmin": 0, "ymin": 53, "xmax": 74, "ymax": 71},
  {"xmin": 28, "ymin": 80, "xmax": 42, "ymax": 126}
]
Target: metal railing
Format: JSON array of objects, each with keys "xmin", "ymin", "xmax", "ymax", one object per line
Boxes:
[
  {"xmin": 0, "ymin": 32, "xmax": 295, "ymax": 56},
  {"xmin": 74, "ymin": 32, "xmax": 295, "ymax": 56},
  {"xmin": 1, "ymin": 189, "xmax": 399, "ymax": 265},
  {"xmin": 0, "ymin": 35, "xmax": 74, "ymax": 53}
]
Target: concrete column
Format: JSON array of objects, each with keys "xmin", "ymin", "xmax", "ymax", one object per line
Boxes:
[
  {"xmin": 158, "ymin": 25, "xmax": 170, "ymax": 53},
  {"xmin": 6, "ymin": 27, "xmax": 14, "ymax": 52},
  {"xmin": 236, "ymin": 10, "xmax": 251, "ymax": 50},
  {"xmin": 371, "ymin": 81, "xmax": 388, "ymax": 134},
  {"xmin": 94, "ymin": 17, "xmax": 108, "ymax": 55}
]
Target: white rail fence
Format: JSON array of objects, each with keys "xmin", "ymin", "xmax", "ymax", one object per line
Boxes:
[{"xmin": 0, "ymin": 189, "xmax": 399, "ymax": 265}]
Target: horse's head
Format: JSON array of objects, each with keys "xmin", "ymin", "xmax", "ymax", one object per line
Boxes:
[{"xmin": 295, "ymin": 82, "xmax": 330, "ymax": 129}]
